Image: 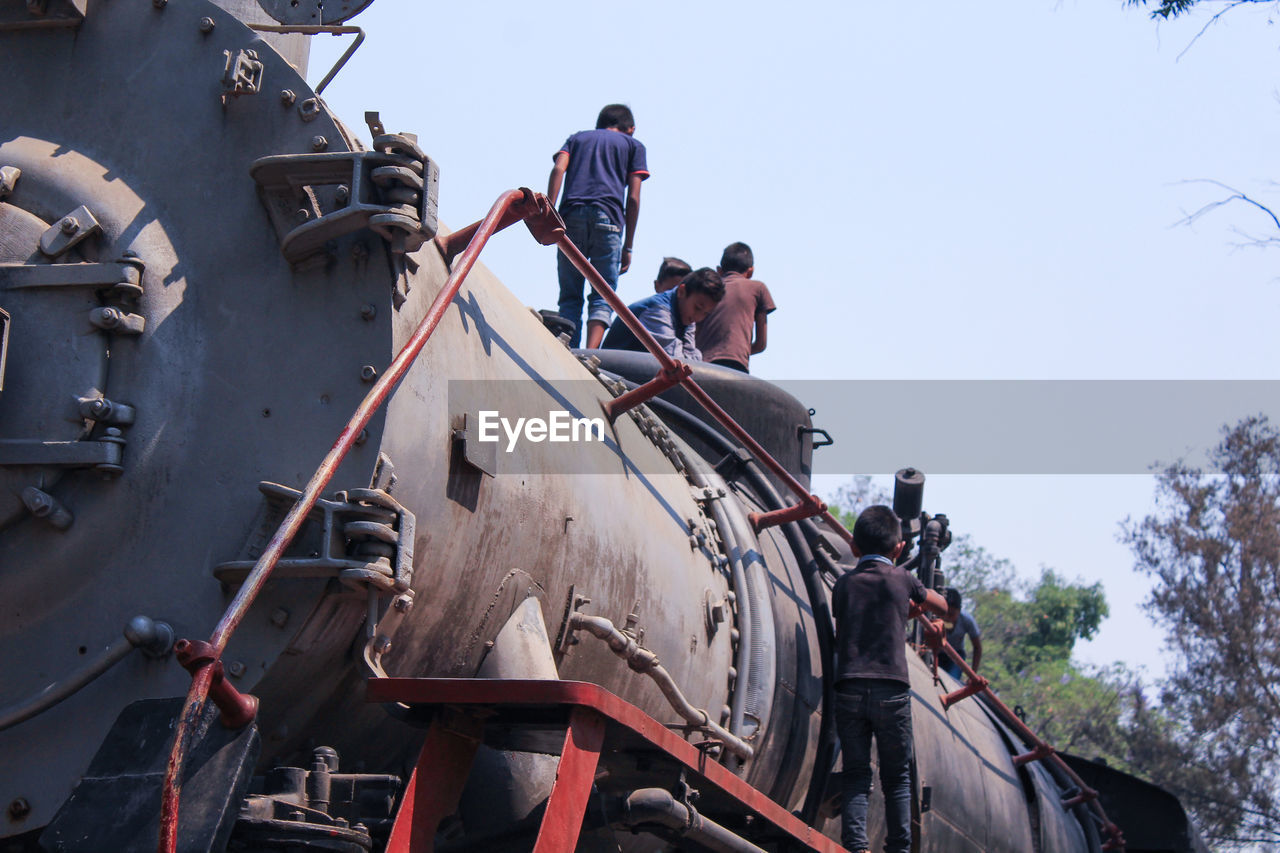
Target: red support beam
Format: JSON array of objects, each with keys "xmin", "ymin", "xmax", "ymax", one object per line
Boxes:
[
  {"xmin": 1012, "ymin": 743, "xmax": 1055, "ymax": 767},
  {"xmin": 749, "ymin": 496, "xmax": 825, "ymax": 533},
  {"xmin": 601, "ymin": 363, "xmax": 691, "ymax": 421},
  {"xmin": 531, "ymin": 707, "xmax": 607, "ymax": 853},
  {"xmin": 1062, "ymin": 787, "xmax": 1100, "ymax": 809},
  {"xmin": 385, "ymin": 711, "xmax": 483, "ymax": 853},
  {"xmin": 940, "ymin": 675, "xmax": 990, "ymax": 710}
]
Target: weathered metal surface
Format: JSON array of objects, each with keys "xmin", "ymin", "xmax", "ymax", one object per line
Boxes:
[{"xmin": 0, "ymin": 0, "xmax": 1205, "ymax": 851}]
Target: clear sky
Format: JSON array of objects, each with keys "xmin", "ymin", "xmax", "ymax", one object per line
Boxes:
[{"xmin": 309, "ymin": 1, "xmax": 1280, "ymax": 681}]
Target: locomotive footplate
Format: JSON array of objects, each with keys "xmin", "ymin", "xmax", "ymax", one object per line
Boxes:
[{"xmin": 365, "ymin": 678, "xmax": 845, "ymax": 853}]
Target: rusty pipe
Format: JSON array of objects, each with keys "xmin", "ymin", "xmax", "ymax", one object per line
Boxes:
[
  {"xmin": 157, "ymin": 188, "xmax": 536, "ymax": 853},
  {"xmin": 568, "ymin": 612, "xmax": 753, "ymax": 761}
]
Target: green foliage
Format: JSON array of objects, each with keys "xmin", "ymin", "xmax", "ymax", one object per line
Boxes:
[{"xmin": 942, "ymin": 536, "xmax": 1107, "ymax": 672}]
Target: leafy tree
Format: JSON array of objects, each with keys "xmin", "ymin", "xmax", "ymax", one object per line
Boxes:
[{"xmin": 1123, "ymin": 415, "xmax": 1280, "ymax": 847}]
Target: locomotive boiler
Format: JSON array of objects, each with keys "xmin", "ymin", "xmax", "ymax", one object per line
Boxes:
[{"xmin": 0, "ymin": 1, "xmax": 1204, "ymax": 851}]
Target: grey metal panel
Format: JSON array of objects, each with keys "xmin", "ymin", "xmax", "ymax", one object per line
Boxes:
[
  {"xmin": 909, "ymin": 656, "xmax": 1037, "ymax": 853},
  {"xmin": 0, "ymin": 0, "xmax": 378, "ymax": 833}
]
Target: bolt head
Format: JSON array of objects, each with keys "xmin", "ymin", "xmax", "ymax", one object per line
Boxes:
[
  {"xmin": 198, "ymin": 16, "xmax": 214, "ymax": 32},
  {"xmin": 360, "ymin": 365, "xmax": 377, "ymax": 382},
  {"xmin": 227, "ymin": 660, "xmax": 246, "ymax": 678},
  {"xmin": 270, "ymin": 607, "xmax": 290, "ymax": 628},
  {"xmin": 7, "ymin": 798, "xmax": 31, "ymax": 821},
  {"xmin": 334, "ymin": 184, "xmax": 350, "ymax": 203},
  {"xmin": 59, "ymin": 216, "xmax": 78, "ymax": 234},
  {"xmin": 360, "ymin": 303, "xmax": 376, "ymax": 320},
  {"xmin": 374, "ymin": 636, "xmax": 393, "ymax": 655},
  {"xmin": 280, "ymin": 88, "xmax": 297, "ymax": 106},
  {"xmin": 310, "ymin": 135, "xmax": 329, "ymax": 152}
]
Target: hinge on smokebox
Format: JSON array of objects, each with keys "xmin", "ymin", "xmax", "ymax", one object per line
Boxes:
[{"xmin": 250, "ymin": 112, "xmax": 439, "ymax": 275}]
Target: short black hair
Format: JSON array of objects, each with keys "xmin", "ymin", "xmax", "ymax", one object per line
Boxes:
[
  {"xmin": 596, "ymin": 104, "xmax": 635, "ymax": 130},
  {"xmin": 719, "ymin": 241, "xmax": 754, "ymax": 274},
  {"xmin": 852, "ymin": 505, "xmax": 903, "ymax": 557},
  {"xmin": 657, "ymin": 256, "xmax": 692, "ymax": 281},
  {"xmin": 681, "ymin": 268, "xmax": 725, "ymax": 302}
]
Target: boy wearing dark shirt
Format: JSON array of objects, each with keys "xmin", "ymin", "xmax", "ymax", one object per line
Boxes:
[
  {"xmin": 832, "ymin": 505, "xmax": 954, "ymax": 853},
  {"xmin": 548, "ymin": 104, "xmax": 650, "ymax": 349},
  {"xmin": 694, "ymin": 241, "xmax": 775, "ymax": 372}
]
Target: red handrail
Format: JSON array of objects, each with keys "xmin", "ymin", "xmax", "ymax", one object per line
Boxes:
[
  {"xmin": 157, "ymin": 189, "xmax": 561, "ymax": 853},
  {"xmin": 157, "ymin": 186, "xmax": 1120, "ymax": 853},
  {"xmin": 932, "ymin": 636, "xmax": 1126, "ymax": 850}
]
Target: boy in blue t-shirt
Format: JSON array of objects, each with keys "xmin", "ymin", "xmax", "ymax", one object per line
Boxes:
[{"xmin": 548, "ymin": 104, "xmax": 650, "ymax": 348}]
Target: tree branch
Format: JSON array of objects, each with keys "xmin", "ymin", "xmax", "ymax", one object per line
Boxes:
[{"xmin": 1173, "ymin": 179, "xmax": 1280, "ymax": 248}]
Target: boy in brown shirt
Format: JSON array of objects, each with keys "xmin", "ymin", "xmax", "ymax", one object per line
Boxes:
[{"xmin": 694, "ymin": 241, "xmax": 776, "ymax": 372}]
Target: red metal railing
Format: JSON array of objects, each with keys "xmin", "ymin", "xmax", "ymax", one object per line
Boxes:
[
  {"xmin": 157, "ymin": 187, "xmax": 1122, "ymax": 852},
  {"xmin": 928, "ymin": 632, "xmax": 1126, "ymax": 850},
  {"xmin": 157, "ymin": 189, "xmax": 561, "ymax": 853}
]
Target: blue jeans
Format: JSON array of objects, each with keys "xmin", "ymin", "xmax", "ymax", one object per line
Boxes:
[
  {"xmin": 557, "ymin": 204, "xmax": 621, "ymax": 347},
  {"xmin": 835, "ymin": 679, "xmax": 914, "ymax": 853}
]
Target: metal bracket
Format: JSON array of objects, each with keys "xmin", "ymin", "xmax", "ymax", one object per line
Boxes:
[
  {"xmin": 798, "ymin": 425, "xmax": 834, "ymax": 449},
  {"xmin": 453, "ymin": 412, "xmax": 497, "ymax": 477},
  {"xmin": 77, "ymin": 395, "xmax": 136, "ymax": 426},
  {"xmin": 88, "ymin": 306, "xmax": 145, "ymax": 335},
  {"xmin": 0, "ymin": 165, "xmax": 18, "ymax": 198},
  {"xmin": 0, "ymin": 258, "xmax": 143, "ymax": 299},
  {"xmin": 251, "ymin": 134, "xmax": 439, "ymax": 265},
  {"xmin": 214, "ymin": 482, "xmax": 416, "ymax": 592},
  {"xmin": 554, "ymin": 585, "xmax": 592, "ymax": 657},
  {"xmin": 221, "ymin": 48, "xmax": 264, "ymax": 106},
  {"xmin": 0, "ymin": 429, "xmax": 125, "ymax": 474},
  {"xmin": 39, "ymin": 204, "xmax": 100, "ymax": 258}
]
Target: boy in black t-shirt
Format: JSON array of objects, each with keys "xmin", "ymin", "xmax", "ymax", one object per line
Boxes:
[{"xmin": 832, "ymin": 506, "xmax": 954, "ymax": 853}]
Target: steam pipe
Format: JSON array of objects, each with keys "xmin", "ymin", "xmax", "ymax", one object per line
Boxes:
[
  {"xmin": 567, "ymin": 612, "xmax": 753, "ymax": 761},
  {"xmin": 617, "ymin": 788, "xmax": 767, "ymax": 853},
  {"xmin": 0, "ymin": 616, "xmax": 173, "ymax": 732}
]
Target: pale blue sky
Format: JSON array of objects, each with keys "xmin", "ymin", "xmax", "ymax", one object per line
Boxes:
[{"xmin": 309, "ymin": 1, "xmax": 1280, "ymax": 680}]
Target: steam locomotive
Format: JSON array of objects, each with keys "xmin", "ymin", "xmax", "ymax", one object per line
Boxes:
[{"xmin": 1, "ymin": 1, "xmax": 1204, "ymax": 850}]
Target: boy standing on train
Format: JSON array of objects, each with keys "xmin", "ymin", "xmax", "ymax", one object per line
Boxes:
[
  {"xmin": 832, "ymin": 506, "xmax": 956, "ymax": 853},
  {"xmin": 547, "ymin": 104, "xmax": 650, "ymax": 349}
]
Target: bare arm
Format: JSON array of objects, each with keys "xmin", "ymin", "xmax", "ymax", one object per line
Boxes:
[
  {"xmin": 621, "ymin": 173, "xmax": 642, "ymax": 273},
  {"xmin": 970, "ymin": 634, "xmax": 983, "ymax": 672},
  {"xmin": 921, "ymin": 588, "xmax": 957, "ymax": 622},
  {"xmin": 750, "ymin": 310, "xmax": 768, "ymax": 355},
  {"xmin": 547, "ymin": 152, "xmax": 569, "ymax": 207}
]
